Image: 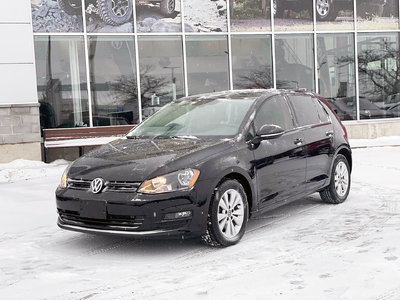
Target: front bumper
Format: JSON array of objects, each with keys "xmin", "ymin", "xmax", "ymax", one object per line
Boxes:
[{"xmin": 56, "ymin": 180, "xmax": 212, "ymax": 238}]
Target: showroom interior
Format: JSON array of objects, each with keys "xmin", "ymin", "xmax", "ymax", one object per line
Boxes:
[{"xmin": 1, "ymin": 0, "xmax": 400, "ymax": 163}]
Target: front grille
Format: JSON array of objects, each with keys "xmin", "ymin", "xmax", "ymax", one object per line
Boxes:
[
  {"xmin": 59, "ymin": 209, "xmax": 145, "ymax": 230},
  {"xmin": 106, "ymin": 181, "xmax": 140, "ymax": 192},
  {"xmin": 68, "ymin": 179, "xmax": 91, "ymax": 190},
  {"xmin": 68, "ymin": 178, "xmax": 140, "ymax": 193}
]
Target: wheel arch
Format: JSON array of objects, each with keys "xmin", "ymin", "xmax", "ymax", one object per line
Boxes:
[
  {"xmin": 210, "ymin": 167, "xmax": 256, "ymax": 216},
  {"xmin": 336, "ymin": 146, "xmax": 352, "ymax": 173}
]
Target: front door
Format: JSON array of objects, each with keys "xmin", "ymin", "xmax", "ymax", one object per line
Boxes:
[{"xmin": 251, "ymin": 95, "xmax": 307, "ymax": 208}]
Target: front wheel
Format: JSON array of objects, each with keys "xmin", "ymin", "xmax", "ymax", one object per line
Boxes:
[
  {"xmin": 316, "ymin": 0, "xmax": 338, "ymax": 21},
  {"xmin": 202, "ymin": 179, "xmax": 249, "ymax": 247},
  {"xmin": 320, "ymin": 154, "xmax": 351, "ymax": 204},
  {"xmin": 97, "ymin": 0, "xmax": 133, "ymax": 25},
  {"xmin": 160, "ymin": 0, "xmax": 175, "ymax": 16}
]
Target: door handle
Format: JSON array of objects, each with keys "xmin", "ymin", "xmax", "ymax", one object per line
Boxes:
[
  {"xmin": 294, "ymin": 138, "xmax": 304, "ymax": 145},
  {"xmin": 326, "ymin": 130, "xmax": 334, "ymax": 137}
]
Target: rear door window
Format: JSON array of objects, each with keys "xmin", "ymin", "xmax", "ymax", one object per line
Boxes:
[
  {"xmin": 288, "ymin": 94, "xmax": 321, "ymax": 127},
  {"xmin": 254, "ymin": 96, "xmax": 295, "ymax": 131}
]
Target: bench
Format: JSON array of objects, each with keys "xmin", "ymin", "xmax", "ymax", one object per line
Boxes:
[{"xmin": 43, "ymin": 125, "xmax": 135, "ymax": 163}]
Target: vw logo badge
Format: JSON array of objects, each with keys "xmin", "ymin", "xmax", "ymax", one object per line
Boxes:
[{"xmin": 90, "ymin": 178, "xmax": 104, "ymax": 194}]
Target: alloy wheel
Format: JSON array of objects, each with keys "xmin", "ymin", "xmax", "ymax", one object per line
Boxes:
[
  {"xmin": 217, "ymin": 189, "xmax": 245, "ymax": 239},
  {"xmin": 334, "ymin": 161, "xmax": 349, "ymax": 197},
  {"xmin": 167, "ymin": 0, "xmax": 175, "ymax": 12},
  {"xmin": 111, "ymin": 0, "xmax": 129, "ymax": 17},
  {"xmin": 316, "ymin": 0, "xmax": 330, "ymax": 17}
]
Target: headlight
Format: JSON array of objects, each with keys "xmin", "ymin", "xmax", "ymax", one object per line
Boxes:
[
  {"xmin": 59, "ymin": 164, "xmax": 71, "ymax": 189},
  {"xmin": 138, "ymin": 169, "xmax": 200, "ymax": 194}
]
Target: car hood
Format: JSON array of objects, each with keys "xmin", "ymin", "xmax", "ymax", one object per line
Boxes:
[{"xmin": 67, "ymin": 137, "xmax": 232, "ymax": 182}]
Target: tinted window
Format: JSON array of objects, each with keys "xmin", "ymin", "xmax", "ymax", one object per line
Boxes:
[
  {"xmin": 313, "ymin": 98, "xmax": 330, "ymax": 123},
  {"xmin": 288, "ymin": 95, "xmax": 321, "ymax": 126},
  {"xmin": 254, "ymin": 96, "xmax": 294, "ymax": 131}
]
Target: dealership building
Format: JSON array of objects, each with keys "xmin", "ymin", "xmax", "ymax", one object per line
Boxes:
[{"xmin": 1, "ymin": 0, "xmax": 400, "ymax": 163}]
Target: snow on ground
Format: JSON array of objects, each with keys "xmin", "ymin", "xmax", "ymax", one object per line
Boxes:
[
  {"xmin": 0, "ymin": 145, "xmax": 400, "ymax": 299},
  {"xmin": 0, "ymin": 159, "xmax": 69, "ymax": 184}
]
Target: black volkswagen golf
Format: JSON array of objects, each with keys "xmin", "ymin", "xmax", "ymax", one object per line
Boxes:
[{"xmin": 56, "ymin": 90, "xmax": 352, "ymax": 247}]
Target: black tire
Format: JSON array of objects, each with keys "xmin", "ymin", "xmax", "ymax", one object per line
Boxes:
[
  {"xmin": 320, "ymin": 154, "xmax": 351, "ymax": 204},
  {"xmin": 316, "ymin": 0, "xmax": 338, "ymax": 21},
  {"xmin": 160, "ymin": 0, "xmax": 175, "ymax": 17},
  {"xmin": 201, "ymin": 179, "xmax": 249, "ymax": 247},
  {"xmin": 97, "ymin": 0, "xmax": 133, "ymax": 26},
  {"xmin": 57, "ymin": 0, "xmax": 82, "ymax": 15}
]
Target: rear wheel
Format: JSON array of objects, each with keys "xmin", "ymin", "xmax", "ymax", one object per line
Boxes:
[
  {"xmin": 316, "ymin": 0, "xmax": 338, "ymax": 21},
  {"xmin": 320, "ymin": 154, "xmax": 351, "ymax": 204},
  {"xmin": 160, "ymin": 0, "xmax": 175, "ymax": 16},
  {"xmin": 57, "ymin": 0, "xmax": 82, "ymax": 15},
  {"xmin": 202, "ymin": 179, "xmax": 249, "ymax": 247},
  {"xmin": 97, "ymin": 0, "xmax": 133, "ymax": 25}
]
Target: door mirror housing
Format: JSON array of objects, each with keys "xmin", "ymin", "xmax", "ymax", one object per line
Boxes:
[{"xmin": 253, "ymin": 124, "xmax": 285, "ymax": 143}]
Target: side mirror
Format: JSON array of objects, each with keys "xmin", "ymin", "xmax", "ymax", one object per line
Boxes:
[{"xmin": 253, "ymin": 124, "xmax": 285, "ymax": 143}]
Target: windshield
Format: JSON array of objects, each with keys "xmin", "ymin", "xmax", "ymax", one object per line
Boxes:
[{"xmin": 128, "ymin": 97, "xmax": 256, "ymax": 138}]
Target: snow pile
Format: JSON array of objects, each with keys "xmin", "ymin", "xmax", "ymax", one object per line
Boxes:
[
  {"xmin": 350, "ymin": 136, "xmax": 400, "ymax": 148},
  {"xmin": 0, "ymin": 159, "xmax": 69, "ymax": 184}
]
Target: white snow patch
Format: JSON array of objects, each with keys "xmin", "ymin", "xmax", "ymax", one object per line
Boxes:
[{"xmin": 0, "ymin": 159, "xmax": 69, "ymax": 183}]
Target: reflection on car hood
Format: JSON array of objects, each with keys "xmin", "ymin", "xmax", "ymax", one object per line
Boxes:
[{"xmin": 68, "ymin": 138, "xmax": 231, "ymax": 182}]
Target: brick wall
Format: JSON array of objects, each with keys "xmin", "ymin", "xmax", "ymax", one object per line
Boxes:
[{"xmin": 0, "ymin": 103, "xmax": 41, "ymax": 145}]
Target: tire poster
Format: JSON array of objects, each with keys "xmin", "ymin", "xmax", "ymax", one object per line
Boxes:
[{"xmin": 31, "ymin": 0, "xmax": 228, "ymax": 33}]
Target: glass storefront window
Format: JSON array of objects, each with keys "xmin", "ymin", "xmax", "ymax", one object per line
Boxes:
[
  {"xmin": 357, "ymin": 33, "xmax": 399, "ymax": 120},
  {"xmin": 274, "ymin": 0, "xmax": 313, "ymax": 31},
  {"xmin": 356, "ymin": 0, "xmax": 399, "ymax": 30},
  {"xmin": 275, "ymin": 34, "xmax": 315, "ymax": 91},
  {"xmin": 138, "ymin": 36, "xmax": 185, "ymax": 119},
  {"xmin": 316, "ymin": 0, "xmax": 354, "ymax": 31},
  {"xmin": 317, "ymin": 33, "xmax": 356, "ymax": 120},
  {"xmin": 230, "ymin": 0, "xmax": 271, "ymax": 32},
  {"xmin": 34, "ymin": 36, "xmax": 89, "ymax": 130},
  {"xmin": 88, "ymin": 36, "xmax": 139, "ymax": 125},
  {"xmin": 186, "ymin": 35, "xmax": 230, "ymax": 95},
  {"xmin": 136, "ymin": 0, "xmax": 182, "ymax": 33},
  {"xmin": 231, "ymin": 35, "xmax": 273, "ymax": 89}
]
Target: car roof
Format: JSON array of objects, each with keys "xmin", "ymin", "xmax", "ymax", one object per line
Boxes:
[{"xmin": 174, "ymin": 89, "xmax": 281, "ymax": 103}]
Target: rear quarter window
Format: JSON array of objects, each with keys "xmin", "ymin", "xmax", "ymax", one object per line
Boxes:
[{"xmin": 313, "ymin": 97, "xmax": 330, "ymax": 123}]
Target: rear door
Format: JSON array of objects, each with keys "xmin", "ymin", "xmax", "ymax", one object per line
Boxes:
[
  {"xmin": 287, "ymin": 94, "xmax": 334, "ymax": 193},
  {"xmin": 252, "ymin": 95, "xmax": 307, "ymax": 208}
]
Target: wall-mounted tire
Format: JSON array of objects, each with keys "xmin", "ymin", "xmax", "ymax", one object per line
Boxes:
[
  {"xmin": 97, "ymin": 0, "xmax": 133, "ymax": 26},
  {"xmin": 201, "ymin": 179, "xmax": 249, "ymax": 247},
  {"xmin": 57, "ymin": 0, "xmax": 82, "ymax": 15},
  {"xmin": 160, "ymin": 0, "xmax": 175, "ymax": 17}
]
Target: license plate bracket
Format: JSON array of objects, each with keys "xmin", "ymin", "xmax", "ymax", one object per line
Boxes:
[{"xmin": 80, "ymin": 200, "xmax": 107, "ymax": 220}]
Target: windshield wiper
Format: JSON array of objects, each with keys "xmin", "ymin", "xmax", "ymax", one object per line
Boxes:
[{"xmin": 171, "ymin": 135, "xmax": 199, "ymax": 140}]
